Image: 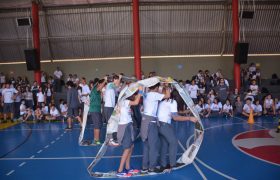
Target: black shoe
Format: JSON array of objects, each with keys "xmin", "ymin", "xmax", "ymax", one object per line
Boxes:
[
  {"xmin": 159, "ymin": 165, "xmax": 173, "ymax": 173},
  {"xmin": 148, "ymin": 168, "xmax": 162, "ymax": 173},
  {"xmin": 173, "ymin": 163, "xmax": 185, "ymax": 168},
  {"xmin": 164, "ymin": 164, "xmax": 171, "ymax": 169}
]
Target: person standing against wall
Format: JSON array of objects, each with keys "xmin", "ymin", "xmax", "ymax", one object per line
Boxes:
[
  {"xmin": 1, "ymin": 83, "xmax": 18, "ymax": 122},
  {"xmin": 53, "ymin": 67, "xmax": 63, "ymax": 93}
]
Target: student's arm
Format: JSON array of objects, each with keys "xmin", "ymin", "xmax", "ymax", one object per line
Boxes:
[
  {"xmin": 129, "ymin": 86, "xmax": 143, "ymax": 106},
  {"xmin": 172, "ymin": 114, "xmax": 198, "ymax": 123}
]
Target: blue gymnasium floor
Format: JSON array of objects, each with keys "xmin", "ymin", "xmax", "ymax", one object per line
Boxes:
[{"xmin": 0, "ymin": 116, "xmax": 280, "ymax": 180}]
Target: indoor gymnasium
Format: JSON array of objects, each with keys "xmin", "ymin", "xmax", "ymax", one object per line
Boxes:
[{"xmin": 0, "ymin": 0, "xmax": 279, "ymax": 180}]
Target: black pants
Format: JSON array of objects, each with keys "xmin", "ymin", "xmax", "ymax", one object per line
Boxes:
[{"xmin": 14, "ymin": 102, "xmax": 21, "ymax": 119}]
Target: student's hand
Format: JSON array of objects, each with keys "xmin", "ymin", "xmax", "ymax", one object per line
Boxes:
[
  {"xmin": 104, "ymin": 76, "xmax": 108, "ymax": 82},
  {"xmin": 119, "ymin": 74, "xmax": 123, "ymax": 79},
  {"xmin": 138, "ymin": 85, "xmax": 143, "ymax": 91},
  {"xmin": 189, "ymin": 117, "xmax": 198, "ymax": 123}
]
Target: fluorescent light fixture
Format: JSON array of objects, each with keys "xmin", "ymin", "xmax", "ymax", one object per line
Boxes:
[{"xmin": 0, "ymin": 53, "xmax": 279, "ymax": 65}]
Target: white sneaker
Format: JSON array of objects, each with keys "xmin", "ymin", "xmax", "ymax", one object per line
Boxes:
[{"xmin": 109, "ymin": 139, "xmax": 119, "ymax": 146}]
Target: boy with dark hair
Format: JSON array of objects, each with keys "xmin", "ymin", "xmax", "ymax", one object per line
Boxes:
[
  {"xmin": 141, "ymin": 83, "xmax": 170, "ymax": 173},
  {"xmin": 89, "ymin": 78, "xmax": 107, "ymax": 145},
  {"xmin": 242, "ymin": 98, "xmax": 257, "ymax": 117},
  {"xmin": 66, "ymin": 81, "xmax": 81, "ymax": 130}
]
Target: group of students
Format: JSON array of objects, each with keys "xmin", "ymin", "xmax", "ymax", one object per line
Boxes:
[
  {"xmin": 194, "ymin": 93, "xmax": 279, "ymax": 119},
  {"xmin": 65, "ymin": 75, "xmax": 198, "ymax": 177},
  {"xmin": 108, "ymin": 80, "xmax": 197, "ymax": 177},
  {"xmin": 0, "ymin": 81, "xmax": 55, "ymax": 122}
]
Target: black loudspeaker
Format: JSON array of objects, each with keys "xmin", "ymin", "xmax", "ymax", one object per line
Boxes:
[
  {"xmin": 234, "ymin": 42, "xmax": 249, "ymax": 64},
  {"xmin": 24, "ymin": 49, "xmax": 40, "ymax": 71},
  {"xmin": 241, "ymin": 11, "xmax": 254, "ymax": 19},
  {"xmin": 16, "ymin": 17, "xmax": 32, "ymax": 26}
]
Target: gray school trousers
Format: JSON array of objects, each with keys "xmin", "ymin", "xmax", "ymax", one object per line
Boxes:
[
  {"xmin": 142, "ymin": 118, "xmax": 160, "ymax": 169},
  {"xmin": 158, "ymin": 121, "xmax": 178, "ymax": 167}
]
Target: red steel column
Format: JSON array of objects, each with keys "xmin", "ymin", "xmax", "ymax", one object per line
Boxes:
[
  {"xmin": 232, "ymin": 0, "xmax": 240, "ymax": 90},
  {"xmin": 32, "ymin": 1, "xmax": 41, "ymax": 84},
  {"xmin": 132, "ymin": 0, "xmax": 142, "ymax": 80}
]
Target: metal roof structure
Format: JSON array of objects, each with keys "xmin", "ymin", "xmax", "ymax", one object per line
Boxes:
[{"xmin": 0, "ymin": 0, "xmax": 279, "ymax": 62}]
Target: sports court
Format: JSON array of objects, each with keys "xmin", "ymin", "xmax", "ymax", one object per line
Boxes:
[
  {"xmin": 0, "ymin": 0, "xmax": 280, "ymax": 179},
  {"xmin": 1, "ymin": 116, "xmax": 279, "ymax": 179}
]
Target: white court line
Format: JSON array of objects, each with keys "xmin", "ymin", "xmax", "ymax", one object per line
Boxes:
[
  {"xmin": 37, "ymin": 150, "xmax": 43, "ymax": 154},
  {"xmin": 29, "ymin": 155, "xmax": 35, "ymax": 158},
  {"xmin": 56, "ymin": 137, "xmax": 60, "ymax": 140},
  {"xmin": 177, "ymin": 140, "xmax": 207, "ymax": 179},
  {"xmin": 51, "ymin": 141, "xmax": 55, "ymax": 144},
  {"xmin": 18, "ymin": 162, "xmax": 26, "ymax": 167},
  {"xmin": 195, "ymin": 158, "xmax": 237, "ymax": 180},
  {"xmin": 193, "ymin": 161, "xmax": 207, "ymax": 180},
  {"xmin": 187, "ymin": 121, "xmax": 277, "ymax": 180},
  {"xmin": 44, "ymin": 145, "xmax": 49, "ymax": 149},
  {"xmin": 183, "ymin": 122, "xmax": 251, "ymax": 180},
  {"xmin": 6, "ymin": 170, "xmax": 15, "ymax": 176}
]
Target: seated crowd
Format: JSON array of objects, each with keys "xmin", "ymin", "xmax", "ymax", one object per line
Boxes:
[{"xmin": 0, "ymin": 63, "xmax": 279, "ymax": 125}]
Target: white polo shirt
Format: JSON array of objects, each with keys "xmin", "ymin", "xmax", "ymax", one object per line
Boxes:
[
  {"xmin": 255, "ymin": 104, "xmax": 262, "ymax": 113},
  {"xmin": 189, "ymin": 85, "xmax": 199, "ymax": 99},
  {"xmin": 37, "ymin": 92, "xmax": 45, "ymax": 103},
  {"xmin": 211, "ymin": 102, "xmax": 222, "ymax": 111},
  {"xmin": 243, "ymin": 104, "xmax": 256, "ymax": 114},
  {"xmin": 264, "ymin": 99, "xmax": 273, "ymax": 109},
  {"xmin": 119, "ymin": 100, "xmax": 132, "ymax": 125},
  {"xmin": 80, "ymin": 84, "xmax": 90, "ymax": 103},
  {"xmin": 143, "ymin": 92, "xmax": 164, "ymax": 117},
  {"xmin": 158, "ymin": 100, "xmax": 178, "ymax": 124},
  {"xmin": 50, "ymin": 108, "xmax": 60, "ymax": 117},
  {"xmin": 223, "ymin": 104, "xmax": 233, "ymax": 113}
]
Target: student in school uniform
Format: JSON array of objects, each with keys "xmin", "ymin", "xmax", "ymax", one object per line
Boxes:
[
  {"xmin": 209, "ymin": 98, "xmax": 223, "ymax": 117},
  {"xmin": 222, "ymin": 99, "xmax": 233, "ymax": 117},
  {"xmin": 254, "ymin": 99, "xmax": 263, "ymax": 116},
  {"xmin": 263, "ymin": 94, "xmax": 276, "ymax": 115},
  {"xmin": 141, "ymin": 83, "xmax": 170, "ymax": 173},
  {"xmin": 204, "ymin": 99, "xmax": 212, "ymax": 118},
  {"xmin": 36, "ymin": 87, "xmax": 45, "ymax": 108},
  {"xmin": 116, "ymin": 86, "xmax": 143, "ymax": 177},
  {"xmin": 46, "ymin": 104, "xmax": 61, "ymax": 121},
  {"xmin": 19, "ymin": 100, "xmax": 26, "ymax": 120},
  {"xmin": 188, "ymin": 80, "xmax": 199, "ymax": 104},
  {"xmin": 242, "ymin": 98, "xmax": 258, "ymax": 117},
  {"xmin": 157, "ymin": 89, "xmax": 197, "ymax": 171},
  {"xmin": 103, "ymin": 75, "xmax": 122, "ymax": 145},
  {"xmin": 195, "ymin": 99, "xmax": 206, "ymax": 117}
]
